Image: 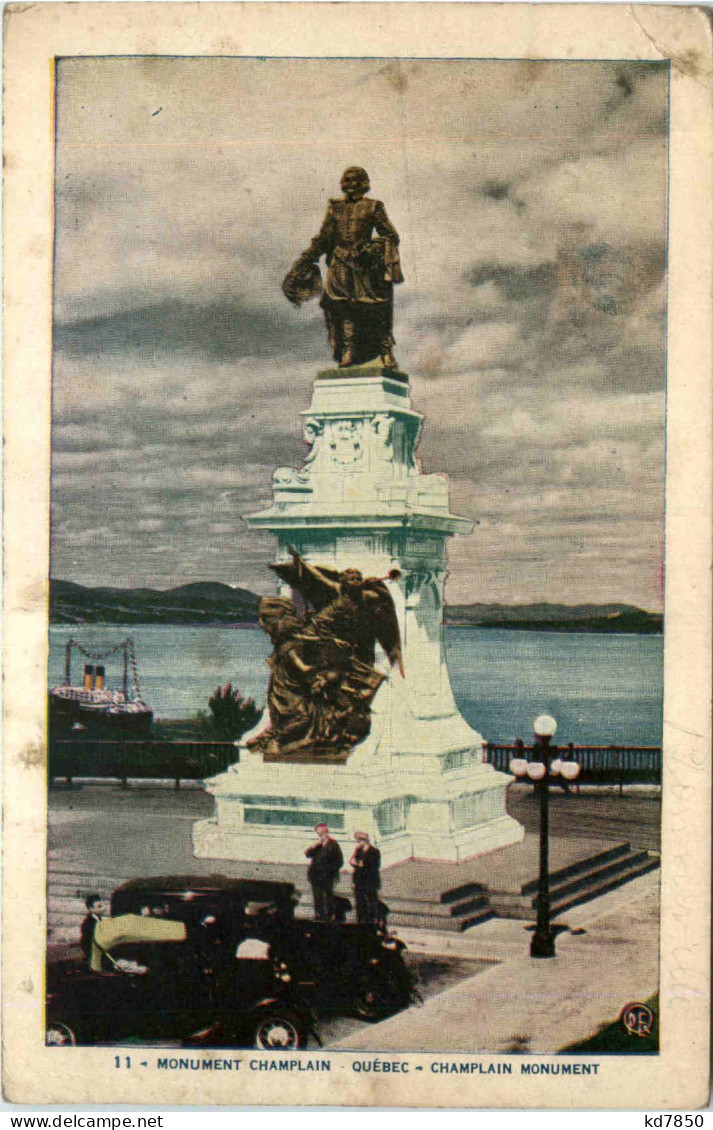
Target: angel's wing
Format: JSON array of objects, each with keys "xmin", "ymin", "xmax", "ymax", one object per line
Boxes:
[
  {"xmin": 362, "ymin": 580, "xmax": 404, "ymax": 675},
  {"xmin": 269, "ymin": 554, "xmax": 340, "ymax": 612}
]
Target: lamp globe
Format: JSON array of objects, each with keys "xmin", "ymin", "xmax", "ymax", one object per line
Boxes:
[{"xmin": 534, "ymin": 714, "xmax": 557, "ymax": 739}]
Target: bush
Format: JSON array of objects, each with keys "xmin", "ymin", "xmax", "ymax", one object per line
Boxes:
[{"xmin": 208, "ymin": 684, "xmax": 262, "ymax": 740}]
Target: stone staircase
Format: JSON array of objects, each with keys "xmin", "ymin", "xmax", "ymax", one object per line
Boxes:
[
  {"xmin": 364, "ymin": 886, "xmax": 494, "ymax": 933},
  {"xmin": 337, "ymin": 842, "xmax": 659, "ymax": 933},
  {"xmin": 489, "ymin": 842, "xmax": 660, "ymax": 922},
  {"xmin": 48, "ymin": 842, "xmax": 660, "ymax": 942}
]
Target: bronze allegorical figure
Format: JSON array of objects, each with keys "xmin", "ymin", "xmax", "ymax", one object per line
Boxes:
[{"xmin": 247, "ymin": 549, "xmax": 403, "ymax": 763}]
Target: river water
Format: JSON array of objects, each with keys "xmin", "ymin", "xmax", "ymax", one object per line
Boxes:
[{"xmin": 48, "ymin": 624, "xmax": 663, "ymax": 747}]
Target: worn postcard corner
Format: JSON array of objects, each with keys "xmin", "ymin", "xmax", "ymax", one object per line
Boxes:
[{"xmin": 2, "ymin": 1, "xmax": 712, "ymax": 1112}]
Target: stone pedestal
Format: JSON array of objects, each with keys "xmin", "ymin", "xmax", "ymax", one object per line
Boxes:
[{"xmin": 193, "ymin": 365, "xmax": 523, "ymax": 866}]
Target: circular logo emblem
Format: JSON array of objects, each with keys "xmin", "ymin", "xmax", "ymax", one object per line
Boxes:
[{"xmin": 620, "ymin": 1001, "xmax": 655, "ymax": 1038}]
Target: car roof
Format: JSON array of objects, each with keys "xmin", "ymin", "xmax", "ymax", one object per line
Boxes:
[{"xmin": 111, "ymin": 875, "xmax": 298, "ymax": 901}]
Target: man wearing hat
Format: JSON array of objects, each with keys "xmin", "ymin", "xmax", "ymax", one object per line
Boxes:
[
  {"xmin": 349, "ymin": 832, "xmax": 381, "ymax": 925},
  {"xmin": 80, "ymin": 893, "xmax": 106, "ymax": 965},
  {"xmin": 305, "ymin": 824, "xmax": 344, "ymax": 921}
]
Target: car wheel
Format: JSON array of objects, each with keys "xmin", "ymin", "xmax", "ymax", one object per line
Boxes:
[
  {"xmin": 353, "ymin": 978, "xmax": 405, "ymax": 1022},
  {"xmin": 252, "ymin": 1011, "xmax": 307, "ymax": 1050},
  {"xmin": 46, "ymin": 1020, "xmax": 79, "ymax": 1047}
]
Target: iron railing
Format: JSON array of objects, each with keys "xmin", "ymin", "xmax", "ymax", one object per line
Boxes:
[
  {"xmin": 49, "ymin": 738, "xmax": 662, "ymax": 791},
  {"xmin": 484, "ymin": 741, "xmax": 662, "ymax": 792},
  {"xmin": 49, "ymin": 739, "xmax": 239, "ymax": 788}
]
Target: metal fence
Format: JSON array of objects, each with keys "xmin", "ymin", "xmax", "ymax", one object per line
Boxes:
[
  {"xmin": 49, "ymin": 739, "xmax": 240, "ymax": 788},
  {"xmin": 483, "ymin": 741, "xmax": 662, "ymax": 791},
  {"xmin": 50, "ymin": 738, "xmax": 662, "ymax": 791}
]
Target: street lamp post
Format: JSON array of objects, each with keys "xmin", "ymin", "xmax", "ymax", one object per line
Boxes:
[
  {"xmin": 530, "ymin": 714, "xmax": 557, "ymax": 957},
  {"xmin": 508, "ymin": 714, "xmax": 581, "ymax": 959}
]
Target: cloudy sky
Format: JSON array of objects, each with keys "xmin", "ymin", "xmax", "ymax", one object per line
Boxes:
[{"xmin": 51, "ymin": 57, "xmax": 667, "ymax": 608}]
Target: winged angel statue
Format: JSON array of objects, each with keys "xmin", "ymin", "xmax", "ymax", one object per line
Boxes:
[{"xmin": 247, "ymin": 549, "xmax": 403, "ymax": 762}]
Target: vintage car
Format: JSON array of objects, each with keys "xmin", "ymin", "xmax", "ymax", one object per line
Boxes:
[
  {"xmin": 107, "ymin": 875, "xmax": 417, "ymax": 1024},
  {"xmin": 266, "ymin": 910, "xmax": 416, "ymax": 1022},
  {"xmin": 47, "ymin": 874, "xmax": 416, "ymax": 1047},
  {"xmin": 46, "ymin": 877, "xmax": 319, "ymax": 1049}
]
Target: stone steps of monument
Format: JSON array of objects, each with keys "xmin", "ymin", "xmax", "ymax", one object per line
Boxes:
[
  {"xmin": 46, "ymin": 871, "xmax": 493, "ymax": 937},
  {"xmin": 46, "ymin": 866, "xmax": 254, "ymax": 936},
  {"xmin": 46, "ymin": 870, "xmax": 129, "ymax": 941},
  {"xmin": 379, "ymin": 889, "xmax": 491, "ymax": 916},
  {"xmin": 519, "ymin": 841, "xmax": 632, "ymax": 897},
  {"xmin": 48, "ymin": 869, "xmax": 134, "ymax": 891},
  {"xmin": 534, "ymin": 848, "xmax": 654, "ymax": 906},
  {"xmin": 44, "ymin": 847, "xmax": 661, "ymax": 939},
  {"xmin": 364, "ymin": 888, "xmax": 494, "ymax": 933},
  {"xmin": 488, "ymin": 846, "xmax": 660, "ymax": 920},
  {"xmin": 292, "ymin": 891, "xmax": 492, "ymax": 928},
  {"xmin": 548, "ymin": 852, "xmax": 660, "ymax": 917},
  {"xmin": 421, "ymin": 881, "xmax": 489, "ymax": 906},
  {"xmin": 388, "ymin": 905, "xmax": 495, "ymax": 933}
]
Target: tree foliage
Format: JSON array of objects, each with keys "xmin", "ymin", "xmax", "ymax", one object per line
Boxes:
[{"xmin": 208, "ymin": 684, "xmax": 261, "ymax": 740}]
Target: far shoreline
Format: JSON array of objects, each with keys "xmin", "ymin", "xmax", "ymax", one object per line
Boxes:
[{"xmin": 48, "ymin": 619, "xmax": 663, "ymax": 636}]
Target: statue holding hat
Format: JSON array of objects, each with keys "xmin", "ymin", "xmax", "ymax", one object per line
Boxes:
[{"xmin": 282, "ymin": 166, "xmax": 403, "ymax": 371}]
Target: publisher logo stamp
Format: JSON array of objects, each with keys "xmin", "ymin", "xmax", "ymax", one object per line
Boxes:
[{"xmin": 620, "ymin": 1001, "xmax": 654, "ymax": 1038}]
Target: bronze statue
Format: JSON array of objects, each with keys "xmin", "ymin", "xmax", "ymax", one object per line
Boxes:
[
  {"xmin": 249, "ymin": 597, "xmax": 315, "ymax": 754},
  {"xmin": 283, "ymin": 167, "xmax": 404, "ymax": 371},
  {"xmin": 247, "ymin": 550, "xmax": 403, "ymax": 762}
]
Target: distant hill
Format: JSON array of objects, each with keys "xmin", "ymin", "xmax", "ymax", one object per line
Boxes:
[
  {"xmin": 50, "ymin": 580, "xmax": 662, "ymax": 633},
  {"xmin": 444, "ymin": 602, "xmax": 662, "ymax": 634},
  {"xmin": 50, "ymin": 579, "xmax": 261, "ymax": 625}
]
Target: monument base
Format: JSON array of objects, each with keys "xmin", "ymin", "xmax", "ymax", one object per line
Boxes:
[
  {"xmin": 193, "ymin": 366, "xmax": 525, "ymax": 869},
  {"xmin": 193, "ymin": 694, "xmax": 524, "ymax": 868}
]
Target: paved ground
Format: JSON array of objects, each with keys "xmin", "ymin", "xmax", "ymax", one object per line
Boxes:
[
  {"xmin": 47, "ymin": 785, "xmax": 660, "ymax": 1052},
  {"xmin": 320, "ymin": 952, "xmax": 492, "ymax": 1047},
  {"xmin": 506, "ymin": 784, "xmax": 661, "ymax": 852},
  {"xmin": 331, "ymin": 870, "xmax": 660, "ymax": 1053},
  {"xmin": 48, "ymin": 782, "xmax": 660, "ymax": 889}
]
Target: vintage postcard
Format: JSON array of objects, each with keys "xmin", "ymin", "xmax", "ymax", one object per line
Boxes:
[{"xmin": 3, "ymin": 2, "xmax": 711, "ymax": 1110}]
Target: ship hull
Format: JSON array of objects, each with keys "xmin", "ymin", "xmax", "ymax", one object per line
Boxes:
[{"xmin": 49, "ymin": 694, "xmax": 154, "ymax": 738}]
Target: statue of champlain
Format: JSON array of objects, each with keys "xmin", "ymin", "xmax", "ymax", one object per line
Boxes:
[{"xmin": 283, "ymin": 167, "xmax": 403, "ymax": 371}]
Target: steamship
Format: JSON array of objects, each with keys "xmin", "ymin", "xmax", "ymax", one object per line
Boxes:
[{"xmin": 49, "ymin": 637, "xmax": 153, "ymax": 736}]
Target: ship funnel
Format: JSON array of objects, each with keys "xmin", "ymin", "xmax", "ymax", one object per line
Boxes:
[
  {"xmin": 95, "ymin": 665, "xmax": 105, "ymax": 690},
  {"xmin": 83, "ymin": 664, "xmax": 95, "ymax": 691}
]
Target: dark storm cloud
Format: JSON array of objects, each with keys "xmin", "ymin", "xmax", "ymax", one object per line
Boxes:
[
  {"xmin": 478, "ymin": 180, "xmax": 512, "ymax": 202},
  {"xmin": 464, "ymin": 242, "xmax": 664, "ymax": 312},
  {"xmin": 54, "ymin": 297, "xmax": 323, "ymax": 364},
  {"xmin": 603, "ymin": 63, "xmax": 667, "ymax": 128},
  {"xmin": 450, "ymin": 238, "xmax": 666, "ymax": 398},
  {"xmin": 464, "ymin": 260, "xmax": 557, "ymax": 303}
]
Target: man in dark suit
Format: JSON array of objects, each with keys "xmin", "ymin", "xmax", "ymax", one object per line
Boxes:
[
  {"xmin": 349, "ymin": 831, "xmax": 382, "ymax": 924},
  {"xmin": 80, "ymin": 893, "xmax": 105, "ymax": 963},
  {"xmin": 305, "ymin": 824, "xmax": 343, "ymax": 921}
]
